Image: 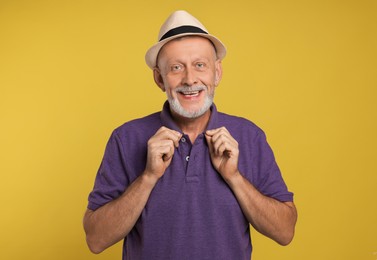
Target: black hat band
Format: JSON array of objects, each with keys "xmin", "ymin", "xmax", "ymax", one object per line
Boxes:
[{"xmin": 159, "ymin": 25, "xmax": 208, "ymax": 41}]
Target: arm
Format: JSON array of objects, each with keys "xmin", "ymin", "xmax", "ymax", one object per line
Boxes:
[
  {"xmin": 83, "ymin": 127, "xmax": 182, "ymax": 254},
  {"xmin": 83, "ymin": 173, "xmax": 157, "ymax": 254},
  {"xmin": 205, "ymin": 127, "xmax": 297, "ymax": 245},
  {"xmin": 226, "ymin": 173, "xmax": 297, "ymax": 245}
]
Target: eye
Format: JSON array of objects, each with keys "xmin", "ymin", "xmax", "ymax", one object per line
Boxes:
[
  {"xmin": 196, "ymin": 62, "xmax": 206, "ymax": 69},
  {"xmin": 171, "ymin": 64, "xmax": 182, "ymax": 71}
]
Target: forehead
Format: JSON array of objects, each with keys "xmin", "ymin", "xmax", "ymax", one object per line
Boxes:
[{"xmin": 157, "ymin": 36, "xmax": 216, "ymax": 64}]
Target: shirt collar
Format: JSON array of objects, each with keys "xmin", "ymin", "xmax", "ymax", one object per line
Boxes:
[{"xmin": 160, "ymin": 101, "xmax": 220, "ymax": 133}]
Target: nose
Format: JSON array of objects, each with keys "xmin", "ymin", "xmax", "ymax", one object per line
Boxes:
[{"xmin": 182, "ymin": 67, "xmax": 198, "ymax": 86}]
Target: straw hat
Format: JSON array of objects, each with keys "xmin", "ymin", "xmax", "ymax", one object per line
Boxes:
[{"xmin": 145, "ymin": 10, "xmax": 227, "ymax": 69}]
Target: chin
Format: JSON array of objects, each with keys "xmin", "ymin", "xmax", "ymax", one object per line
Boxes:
[
  {"xmin": 168, "ymin": 92, "xmax": 214, "ymax": 119},
  {"xmin": 171, "ymin": 102, "xmax": 211, "ymax": 119}
]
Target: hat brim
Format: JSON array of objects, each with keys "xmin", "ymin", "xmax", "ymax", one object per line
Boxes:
[{"xmin": 145, "ymin": 33, "xmax": 226, "ymax": 69}]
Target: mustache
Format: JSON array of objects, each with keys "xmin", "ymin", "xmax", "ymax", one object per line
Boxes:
[{"xmin": 175, "ymin": 85, "xmax": 207, "ymax": 93}]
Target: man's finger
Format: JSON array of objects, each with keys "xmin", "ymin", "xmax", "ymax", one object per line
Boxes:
[
  {"xmin": 206, "ymin": 127, "xmax": 229, "ymax": 136},
  {"xmin": 162, "ymin": 143, "xmax": 174, "ymax": 161},
  {"xmin": 154, "ymin": 127, "xmax": 182, "ymax": 148}
]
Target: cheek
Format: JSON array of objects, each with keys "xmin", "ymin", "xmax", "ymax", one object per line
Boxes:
[
  {"xmin": 199, "ymin": 73, "xmax": 217, "ymax": 87},
  {"xmin": 164, "ymin": 85, "xmax": 176, "ymax": 98},
  {"xmin": 164, "ymin": 75, "xmax": 181, "ymax": 88}
]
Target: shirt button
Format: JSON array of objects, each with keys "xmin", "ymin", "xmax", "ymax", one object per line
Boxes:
[
  {"xmin": 181, "ymin": 137, "xmax": 186, "ymax": 143},
  {"xmin": 185, "ymin": 155, "xmax": 190, "ymax": 162}
]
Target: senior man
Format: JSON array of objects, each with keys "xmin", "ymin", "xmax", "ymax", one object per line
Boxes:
[{"xmin": 84, "ymin": 10, "xmax": 297, "ymax": 260}]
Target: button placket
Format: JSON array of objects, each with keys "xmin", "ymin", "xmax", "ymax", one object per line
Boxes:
[
  {"xmin": 179, "ymin": 134, "xmax": 191, "ymax": 167},
  {"xmin": 185, "ymin": 139, "xmax": 202, "ymax": 183}
]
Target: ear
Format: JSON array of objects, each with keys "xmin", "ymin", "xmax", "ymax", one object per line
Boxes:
[
  {"xmin": 153, "ymin": 67, "xmax": 165, "ymax": 91},
  {"xmin": 214, "ymin": 60, "xmax": 223, "ymax": 86}
]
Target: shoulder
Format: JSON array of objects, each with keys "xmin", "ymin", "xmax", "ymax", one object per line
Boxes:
[
  {"xmin": 217, "ymin": 111, "xmax": 264, "ymax": 140},
  {"xmin": 112, "ymin": 112, "xmax": 162, "ymax": 141}
]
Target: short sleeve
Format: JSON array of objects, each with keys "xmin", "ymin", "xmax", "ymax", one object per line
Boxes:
[
  {"xmin": 87, "ymin": 131, "xmax": 129, "ymax": 211},
  {"xmin": 251, "ymin": 130, "xmax": 294, "ymax": 202}
]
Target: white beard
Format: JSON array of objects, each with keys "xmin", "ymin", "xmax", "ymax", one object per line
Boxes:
[{"xmin": 167, "ymin": 85, "xmax": 214, "ymax": 119}]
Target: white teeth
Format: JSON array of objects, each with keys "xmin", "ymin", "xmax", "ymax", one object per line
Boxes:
[
  {"xmin": 176, "ymin": 86, "xmax": 206, "ymax": 97},
  {"xmin": 182, "ymin": 91, "xmax": 199, "ymax": 96}
]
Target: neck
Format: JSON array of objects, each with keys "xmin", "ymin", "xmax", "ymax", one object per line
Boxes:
[{"xmin": 171, "ymin": 109, "xmax": 211, "ymax": 143}]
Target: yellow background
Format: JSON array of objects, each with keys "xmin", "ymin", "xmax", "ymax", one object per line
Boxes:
[{"xmin": 1, "ymin": 0, "xmax": 376, "ymax": 259}]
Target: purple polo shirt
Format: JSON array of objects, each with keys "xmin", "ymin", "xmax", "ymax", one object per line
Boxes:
[{"xmin": 87, "ymin": 101, "xmax": 293, "ymax": 260}]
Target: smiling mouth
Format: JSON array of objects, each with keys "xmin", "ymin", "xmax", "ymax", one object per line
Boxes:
[
  {"xmin": 179, "ymin": 90, "xmax": 202, "ymax": 97},
  {"xmin": 176, "ymin": 86, "xmax": 206, "ymax": 98}
]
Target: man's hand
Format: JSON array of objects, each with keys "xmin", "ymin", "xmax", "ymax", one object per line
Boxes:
[
  {"xmin": 84, "ymin": 127, "xmax": 182, "ymax": 254},
  {"xmin": 205, "ymin": 127, "xmax": 239, "ymax": 181},
  {"xmin": 206, "ymin": 127, "xmax": 297, "ymax": 245},
  {"xmin": 144, "ymin": 127, "xmax": 182, "ymax": 181}
]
